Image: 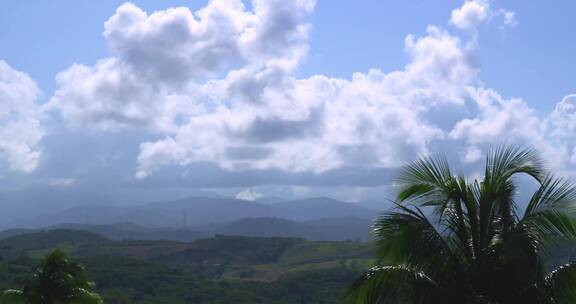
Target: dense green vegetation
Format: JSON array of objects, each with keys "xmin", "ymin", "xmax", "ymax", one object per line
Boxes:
[
  {"xmin": 0, "ymin": 230, "xmax": 111, "ymax": 259},
  {"xmin": 3, "ymin": 147, "xmax": 576, "ymax": 303},
  {"xmin": 347, "ymin": 146, "xmax": 576, "ymax": 304},
  {"xmin": 0, "ymin": 230, "xmax": 371, "ymax": 303},
  {"xmin": 1, "ymin": 249, "xmax": 102, "ymax": 304}
]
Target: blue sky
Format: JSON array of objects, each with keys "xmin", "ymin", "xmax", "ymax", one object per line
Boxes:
[
  {"xmin": 2, "ymin": 1, "xmax": 575, "ymax": 112},
  {"xmin": 1, "ymin": 0, "xmax": 575, "ymax": 202}
]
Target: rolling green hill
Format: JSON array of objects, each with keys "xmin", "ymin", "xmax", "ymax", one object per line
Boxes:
[
  {"xmin": 0, "ymin": 229, "xmax": 371, "ymax": 303},
  {"xmin": 0, "ymin": 229, "xmax": 111, "ymax": 258},
  {"xmin": 212, "ymin": 217, "xmax": 372, "ymax": 241}
]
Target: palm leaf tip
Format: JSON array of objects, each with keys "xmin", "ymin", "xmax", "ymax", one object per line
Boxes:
[
  {"xmin": 546, "ymin": 262, "xmax": 576, "ymax": 303},
  {"xmin": 344, "ymin": 266, "xmax": 439, "ymax": 304},
  {"xmin": 486, "ymin": 144, "xmax": 545, "ymax": 183}
]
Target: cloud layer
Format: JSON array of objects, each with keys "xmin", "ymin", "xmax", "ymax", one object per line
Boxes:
[
  {"xmin": 2, "ymin": 0, "xmax": 575, "ymax": 188},
  {"xmin": 0, "ymin": 61, "xmax": 43, "ymax": 172},
  {"xmin": 47, "ymin": 0, "xmax": 482, "ymax": 178}
]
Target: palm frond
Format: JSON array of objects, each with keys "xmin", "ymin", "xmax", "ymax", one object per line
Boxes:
[
  {"xmin": 486, "ymin": 228, "xmax": 548, "ymax": 301},
  {"xmin": 372, "ymin": 204, "xmax": 460, "ymax": 280},
  {"xmin": 524, "ymin": 175, "xmax": 576, "ymax": 218},
  {"xmin": 485, "ymin": 144, "xmax": 545, "ymax": 184},
  {"xmin": 477, "ymin": 145, "xmax": 544, "ymax": 254},
  {"xmin": 350, "ymin": 144, "xmax": 576, "ymax": 304},
  {"xmin": 396, "ymin": 155, "xmax": 472, "ymax": 250},
  {"xmin": 520, "ymin": 209, "xmax": 576, "ymax": 251},
  {"xmin": 546, "ymin": 262, "xmax": 576, "ymax": 304},
  {"xmin": 0, "ymin": 290, "xmax": 26, "ymax": 304},
  {"xmin": 396, "ymin": 154, "xmax": 455, "ymax": 206},
  {"xmin": 518, "ymin": 176, "xmax": 576, "ymax": 249},
  {"xmin": 71, "ymin": 288, "xmax": 103, "ymax": 304},
  {"xmin": 344, "ymin": 265, "xmax": 441, "ymax": 304}
]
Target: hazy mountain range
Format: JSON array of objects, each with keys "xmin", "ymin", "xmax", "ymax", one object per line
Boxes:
[
  {"xmin": 0, "ymin": 194, "xmax": 385, "ymax": 241},
  {"xmin": 0, "ymin": 215, "xmax": 374, "ymax": 242},
  {"xmin": 4, "ymin": 195, "xmax": 382, "ymax": 229}
]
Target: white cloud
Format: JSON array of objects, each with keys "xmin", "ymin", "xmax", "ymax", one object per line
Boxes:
[
  {"xmin": 139, "ymin": 19, "xmax": 483, "ymax": 177},
  {"xmin": 500, "ymin": 10, "xmax": 518, "ymax": 28},
  {"xmin": 50, "ymin": 0, "xmax": 506, "ymax": 178},
  {"xmin": 51, "ymin": 0, "xmax": 576, "ymax": 180},
  {"xmin": 551, "ymin": 94, "xmax": 576, "ymax": 138},
  {"xmin": 47, "ymin": 0, "xmax": 315, "ymax": 132},
  {"xmin": 450, "ymin": 88, "xmax": 538, "ymax": 144},
  {"xmin": 450, "ymin": 1, "xmax": 517, "ymax": 31},
  {"xmin": 236, "ymin": 188, "xmax": 263, "ymax": 201},
  {"xmin": 450, "ymin": 0, "xmax": 490, "ymax": 31},
  {"xmin": 135, "ymin": 24, "xmax": 473, "ymax": 177},
  {"xmin": 0, "ymin": 61, "xmax": 44, "ymax": 172},
  {"xmin": 49, "ymin": 178, "xmax": 76, "ymax": 187},
  {"xmin": 463, "ymin": 146, "xmax": 482, "ymax": 163},
  {"xmin": 449, "ymin": 88, "xmax": 575, "ymax": 171},
  {"xmin": 550, "ymin": 94, "xmax": 576, "ymax": 166}
]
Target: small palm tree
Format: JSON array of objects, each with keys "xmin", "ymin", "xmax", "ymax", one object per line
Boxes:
[
  {"xmin": 1, "ymin": 249, "xmax": 102, "ymax": 304},
  {"xmin": 346, "ymin": 145, "xmax": 576, "ymax": 304}
]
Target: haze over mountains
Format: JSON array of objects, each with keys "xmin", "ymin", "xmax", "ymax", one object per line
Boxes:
[{"xmin": 0, "ymin": 193, "xmax": 387, "ymax": 242}]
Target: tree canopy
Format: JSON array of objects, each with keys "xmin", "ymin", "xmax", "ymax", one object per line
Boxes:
[
  {"xmin": 347, "ymin": 145, "xmax": 576, "ymax": 304},
  {"xmin": 1, "ymin": 249, "xmax": 102, "ymax": 304}
]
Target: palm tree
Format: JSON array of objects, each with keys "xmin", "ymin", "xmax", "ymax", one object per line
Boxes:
[
  {"xmin": 346, "ymin": 145, "xmax": 576, "ymax": 304},
  {"xmin": 1, "ymin": 249, "xmax": 102, "ymax": 304}
]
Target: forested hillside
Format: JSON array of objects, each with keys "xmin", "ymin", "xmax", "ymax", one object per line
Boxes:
[{"xmin": 0, "ymin": 230, "xmax": 372, "ymax": 303}]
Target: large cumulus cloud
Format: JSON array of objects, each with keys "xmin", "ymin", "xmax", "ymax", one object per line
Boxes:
[
  {"xmin": 0, "ymin": 61, "xmax": 44, "ymax": 173},
  {"xmin": 44, "ymin": 0, "xmax": 576, "ymax": 181}
]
